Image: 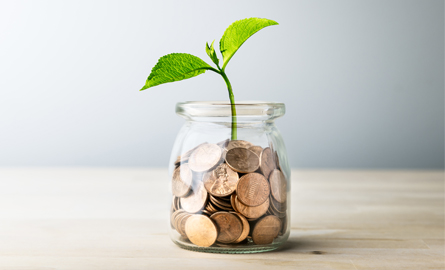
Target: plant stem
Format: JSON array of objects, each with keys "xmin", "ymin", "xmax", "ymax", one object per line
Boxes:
[{"xmin": 220, "ymin": 71, "xmax": 237, "ymax": 140}]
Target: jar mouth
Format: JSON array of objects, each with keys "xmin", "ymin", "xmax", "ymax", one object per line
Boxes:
[{"xmin": 176, "ymin": 101, "xmax": 285, "ymax": 121}]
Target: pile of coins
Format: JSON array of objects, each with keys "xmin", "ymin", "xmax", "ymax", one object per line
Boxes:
[{"xmin": 171, "ymin": 139, "xmax": 288, "ymax": 247}]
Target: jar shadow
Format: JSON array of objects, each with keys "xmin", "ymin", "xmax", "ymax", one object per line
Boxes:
[{"xmin": 271, "ymin": 235, "xmax": 325, "ymax": 254}]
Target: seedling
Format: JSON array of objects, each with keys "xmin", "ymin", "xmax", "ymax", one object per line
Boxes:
[{"xmin": 140, "ymin": 18, "xmax": 278, "ymax": 140}]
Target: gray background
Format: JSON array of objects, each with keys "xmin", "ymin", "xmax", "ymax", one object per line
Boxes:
[{"xmin": 0, "ymin": 0, "xmax": 443, "ymax": 169}]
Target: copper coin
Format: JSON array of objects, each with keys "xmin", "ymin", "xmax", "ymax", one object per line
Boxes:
[
  {"xmin": 178, "ymin": 214, "xmax": 191, "ymax": 237},
  {"xmin": 225, "ymin": 140, "xmax": 253, "ymax": 151},
  {"xmin": 230, "ymin": 194, "xmax": 238, "ymax": 212},
  {"xmin": 237, "ymin": 173, "xmax": 270, "ymax": 206},
  {"xmin": 180, "ymin": 142, "xmax": 207, "ymax": 163},
  {"xmin": 248, "ymin": 145, "xmax": 263, "ymax": 157},
  {"xmin": 269, "ymin": 169, "xmax": 287, "ymax": 203},
  {"xmin": 260, "ymin": 147, "xmax": 276, "ymax": 179},
  {"xmin": 203, "ymin": 163, "xmax": 239, "ymax": 197},
  {"xmin": 210, "ymin": 195, "xmax": 233, "ymax": 208},
  {"xmin": 252, "ymin": 215, "xmax": 282, "ymax": 245},
  {"xmin": 225, "ymin": 148, "xmax": 260, "ymax": 173},
  {"xmin": 185, "ymin": 214, "xmax": 218, "ymax": 247},
  {"xmin": 172, "ymin": 164, "xmax": 193, "ymax": 197},
  {"xmin": 270, "ymin": 195, "xmax": 286, "ymax": 213},
  {"xmin": 171, "ymin": 209, "xmax": 185, "ymax": 229},
  {"xmin": 279, "ymin": 215, "xmax": 288, "ymax": 236},
  {"xmin": 269, "ymin": 199, "xmax": 286, "ymax": 218},
  {"xmin": 210, "ymin": 212, "xmax": 243, "ymax": 244},
  {"xmin": 234, "ymin": 195, "xmax": 269, "ymax": 219},
  {"xmin": 230, "ymin": 212, "xmax": 250, "ymax": 243},
  {"xmin": 180, "ymin": 182, "xmax": 208, "ymax": 213},
  {"xmin": 175, "ymin": 212, "xmax": 188, "ymax": 235},
  {"xmin": 188, "ymin": 143, "xmax": 222, "ymax": 172}
]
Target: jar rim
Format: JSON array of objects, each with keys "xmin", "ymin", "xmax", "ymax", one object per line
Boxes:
[{"xmin": 176, "ymin": 101, "xmax": 285, "ymax": 120}]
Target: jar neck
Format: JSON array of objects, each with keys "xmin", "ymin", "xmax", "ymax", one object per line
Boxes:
[{"xmin": 176, "ymin": 101, "xmax": 285, "ymax": 123}]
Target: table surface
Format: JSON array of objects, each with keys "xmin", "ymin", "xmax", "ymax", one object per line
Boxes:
[{"xmin": 0, "ymin": 168, "xmax": 443, "ymax": 270}]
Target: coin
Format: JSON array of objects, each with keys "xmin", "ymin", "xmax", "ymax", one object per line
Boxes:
[
  {"xmin": 180, "ymin": 142, "xmax": 207, "ymax": 163},
  {"xmin": 260, "ymin": 147, "xmax": 276, "ymax": 179},
  {"xmin": 234, "ymin": 195, "xmax": 269, "ymax": 219},
  {"xmin": 225, "ymin": 140, "xmax": 253, "ymax": 151},
  {"xmin": 269, "ymin": 169, "xmax": 287, "ymax": 203},
  {"xmin": 230, "ymin": 212, "xmax": 250, "ymax": 243},
  {"xmin": 180, "ymin": 182, "xmax": 208, "ymax": 213},
  {"xmin": 205, "ymin": 201, "xmax": 218, "ymax": 214},
  {"xmin": 279, "ymin": 215, "xmax": 287, "ymax": 236},
  {"xmin": 185, "ymin": 214, "xmax": 218, "ymax": 247},
  {"xmin": 175, "ymin": 212, "xmax": 188, "ymax": 235},
  {"xmin": 230, "ymin": 194, "xmax": 239, "ymax": 211},
  {"xmin": 203, "ymin": 163, "xmax": 239, "ymax": 197},
  {"xmin": 248, "ymin": 145, "xmax": 263, "ymax": 157},
  {"xmin": 210, "ymin": 212, "xmax": 243, "ymax": 244},
  {"xmin": 251, "ymin": 215, "xmax": 281, "ymax": 245},
  {"xmin": 269, "ymin": 198, "xmax": 286, "ymax": 218},
  {"xmin": 178, "ymin": 214, "xmax": 191, "ymax": 237},
  {"xmin": 237, "ymin": 173, "xmax": 270, "ymax": 206},
  {"xmin": 209, "ymin": 197, "xmax": 233, "ymax": 211},
  {"xmin": 225, "ymin": 148, "xmax": 260, "ymax": 173},
  {"xmin": 270, "ymin": 194, "xmax": 287, "ymax": 213},
  {"xmin": 171, "ymin": 209, "xmax": 185, "ymax": 229},
  {"xmin": 209, "ymin": 195, "xmax": 233, "ymax": 209},
  {"xmin": 188, "ymin": 143, "xmax": 222, "ymax": 172},
  {"xmin": 172, "ymin": 164, "xmax": 193, "ymax": 197}
]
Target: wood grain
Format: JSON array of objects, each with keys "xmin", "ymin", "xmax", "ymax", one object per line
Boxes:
[{"xmin": 0, "ymin": 168, "xmax": 443, "ymax": 269}]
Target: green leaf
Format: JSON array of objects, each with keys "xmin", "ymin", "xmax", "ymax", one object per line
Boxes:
[
  {"xmin": 140, "ymin": 53, "xmax": 214, "ymax": 90},
  {"xmin": 220, "ymin": 17, "xmax": 278, "ymax": 70},
  {"xmin": 205, "ymin": 40, "xmax": 219, "ymax": 67}
]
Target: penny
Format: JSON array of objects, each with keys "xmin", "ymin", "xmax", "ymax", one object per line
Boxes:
[
  {"xmin": 269, "ymin": 199, "xmax": 286, "ymax": 218},
  {"xmin": 225, "ymin": 148, "xmax": 260, "ymax": 173},
  {"xmin": 251, "ymin": 215, "xmax": 281, "ymax": 245},
  {"xmin": 279, "ymin": 215, "xmax": 287, "ymax": 236},
  {"xmin": 172, "ymin": 164, "xmax": 193, "ymax": 197},
  {"xmin": 210, "ymin": 212, "xmax": 243, "ymax": 244},
  {"xmin": 230, "ymin": 212, "xmax": 250, "ymax": 243},
  {"xmin": 230, "ymin": 194, "xmax": 238, "ymax": 212},
  {"xmin": 269, "ymin": 169, "xmax": 287, "ymax": 203},
  {"xmin": 225, "ymin": 140, "xmax": 253, "ymax": 151},
  {"xmin": 274, "ymin": 150, "xmax": 282, "ymax": 171},
  {"xmin": 180, "ymin": 142, "xmax": 207, "ymax": 163},
  {"xmin": 203, "ymin": 163, "xmax": 239, "ymax": 197},
  {"xmin": 180, "ymin": 182, "xmax": 208, "ymax": 213},
  {"xmin": 234, "ymin": 195, "xmax": 269, "ymax": 219},
  {"xmin": 205, "ymin": 201, "xmax": 218, "ymax": 214},
  {"xmin": 260, "ymin": 147, "xmax": 276, "ymax": 179},
  {"xmin": 248, "ymin": 145, "xmax": 263, "ymax": 157},
  {"xmin": 175, "ymin": 212, "xmax": 188, "ymax": 235},
  {"xmin": 188, "ymin": 143, "xmax": 222, "ymax": 172},
  {"xmin": 175, "ymin": 196, "xmax": 181, "ymax": 210},
  {"xmin": 210, "ymin": 197, "xmax": 233, "ymax": 211},
  {"xmin": 209, "ymin": 195, "xmax": 233, "ymax": 208},
  {"xmin": 237, "ymin": 173, "xmax": 270, "ymax": 206},
  {"xmin": 171, "ymin": 209, "xmax": 185, "ymax": 229},
  {"xmin": 270, "ymin": 194, "xmax": 286, "ymax": 213},
  {"xmin": 185, "ymin": 214, "xmax": 218, "ymax": 247},
  {"xmin": 178, "ymin": 214, "xmax": 191, "ymax": 237}
]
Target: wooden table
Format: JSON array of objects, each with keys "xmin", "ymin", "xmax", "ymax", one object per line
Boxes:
[{"xmin": 0, "ymin": 169, "xmax": 443, "ymax": 269}]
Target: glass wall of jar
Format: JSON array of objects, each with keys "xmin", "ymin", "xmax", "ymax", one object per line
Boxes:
[{"xmin": 169, "ymin": 101, "xmax": 290, "ymax": 253}]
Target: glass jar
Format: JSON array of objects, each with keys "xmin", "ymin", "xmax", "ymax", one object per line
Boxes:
[{"xmin": 169, "ymin": 101, "xmax": 290, "ymax": 253}]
